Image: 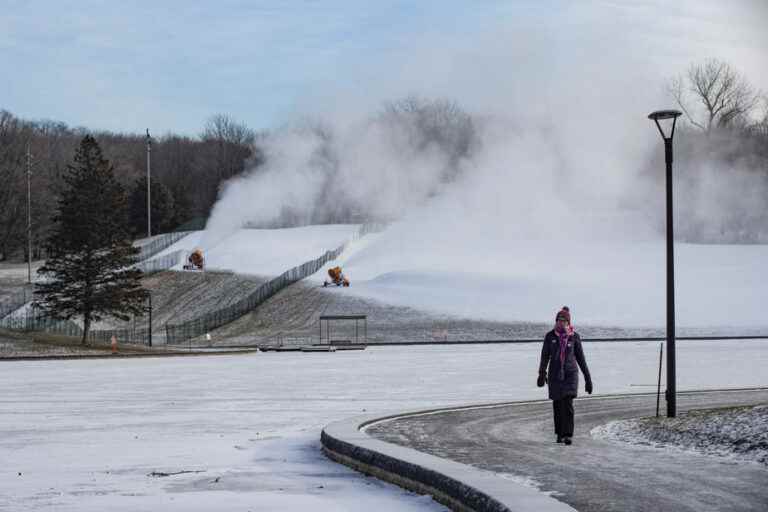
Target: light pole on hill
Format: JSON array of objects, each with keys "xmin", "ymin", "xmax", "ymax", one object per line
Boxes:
[
  {"xmin": 147, "ymin": 291, "xmax": 152, "ymax": 348},
  {"xmin": 648, "ymin": 109, "xmax": 682, "ymax": 418},
  {"xmin": 26, "ymin": 141, "xmax": 33, "ymax": 284},
  {"xmin": 146, "ymin": 129, "xmax": 152, "ymax": 238}
]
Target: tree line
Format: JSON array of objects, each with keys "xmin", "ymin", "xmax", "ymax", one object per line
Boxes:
[
  {"xmin": 0, "ymin": 112, "xmax": 262, "ymax": 261},
  {"xmin": 2, "ymin": 57, "xmax": 767, "ymax": 262}
]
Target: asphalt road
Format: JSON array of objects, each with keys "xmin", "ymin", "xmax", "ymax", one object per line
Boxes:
[{"xmin": 367, "ymin": 389, "xmax": 768, "ymax": 512}]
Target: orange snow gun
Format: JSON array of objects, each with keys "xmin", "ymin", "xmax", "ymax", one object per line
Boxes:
[
  {"xmin": 186, "ymin": 249, "xmax": 204, "ymax": 270},
  {"xmin": 325, "ymin": 266, "xmax": 350, "ymax": 287}
]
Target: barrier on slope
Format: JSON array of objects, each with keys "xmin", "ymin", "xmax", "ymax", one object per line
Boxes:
[
  {"xmin": 1, "ymin": 250, "xmax": 185, "ymax": 344},
  {"xmin": 164, "ymin": 245, "xmax": 347, "ymax": 344},
  {"xmin": 3, "ymin": 224, "xmax": 385, "ymax": 346},
  {"xmin": 164, "ymin": 223, "xmax": 385, "ymax": 345},
  {"xmin": 135, "ymin": 231, "xmax": 193, "ymax": 262}
]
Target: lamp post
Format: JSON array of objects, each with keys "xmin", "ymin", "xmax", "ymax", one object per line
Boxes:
[
  {"xmin": 146, "ymin": 129, "xmax": 152, "ymax": 238},
  {"xmin": 26, "ymin": 142, "xmax": 33, "ymax": 284},
  {"xmin": 147, "ymin": 291, "xmax": 152, "ymax": 348},
  {"xmin": 648, "ymin": 109, "xmax": 682, "ymax": 418}
]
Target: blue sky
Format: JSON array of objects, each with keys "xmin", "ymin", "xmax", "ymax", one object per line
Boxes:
[{"xmin": 2, "ymin": 1, "xmax": 766, "ymax": 136}]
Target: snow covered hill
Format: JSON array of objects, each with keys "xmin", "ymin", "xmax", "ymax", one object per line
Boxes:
[
  {"xmin": 311, "ymin": 223, "xmax": 768, "ymax": 330},
  {"xmin": 152, "ymin": 225, "xmax": 358, "ymax": 277},
  {"xmin": 139, "ymin": 222, "xmax": 767, "ymax": 332}
]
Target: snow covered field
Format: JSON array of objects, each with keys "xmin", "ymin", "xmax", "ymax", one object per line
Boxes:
[
  {"xmin": 2, "ymin": 340, "xmax": 767, "ymax": 511},
  {"xmin": 314, "ymin": 226, "xmax": 768, "ymax": 330},
  {"xmin": 151, "ymin": 225, "xmax": 357, "ymax": 277}
]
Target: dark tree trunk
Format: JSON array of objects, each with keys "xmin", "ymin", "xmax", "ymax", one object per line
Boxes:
[{"xmin": 81, "ymin": 312, "xmax": 91, "ymax": 346}]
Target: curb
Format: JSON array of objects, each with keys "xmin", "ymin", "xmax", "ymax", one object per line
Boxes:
[
  {"xmin": 321, "ymin": 405, "xmax": 576, "ymax": 512},
  {"xmin": 0, "ymin": 349, "xmax": 260, "ymax": 361},
  {"xmin": 321, "ymin": 387, "xmax": 768, "ymax": 512}
]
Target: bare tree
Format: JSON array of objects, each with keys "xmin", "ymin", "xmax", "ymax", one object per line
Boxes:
[
  {"xmin": 201, "ymin": 114, "xmax": 255, "ymax": 146},
  {"xmin": 670, "ymin": 58, "xmax": 761, "ymax": 133}
]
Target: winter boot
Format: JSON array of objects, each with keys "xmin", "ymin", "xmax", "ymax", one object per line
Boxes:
[{"xmin": 563, "ymin": 436, "xmax": 572, "ymax": 445}]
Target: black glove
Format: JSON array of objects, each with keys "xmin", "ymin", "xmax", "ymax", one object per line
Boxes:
[
  {"xmin": 537, "ymin": 373, "xmax": 547, "ymax": 388},
  {"xmin": 585, "ymin": 380, "xmax": 593, "ymax": 394}
]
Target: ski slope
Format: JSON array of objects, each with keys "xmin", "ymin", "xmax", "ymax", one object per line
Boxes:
[
  {"xmin": 313, "ymin": 222, "xmax": 768, "ymax": 330},
  {"xmin": 144, "ymin": 223, "xmax": 767, "ymax": 330},
  {"xmin": 152, "ymin": 225, "xmax": 357, "ymax": 277}
]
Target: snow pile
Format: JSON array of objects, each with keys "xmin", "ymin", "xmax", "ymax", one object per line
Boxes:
[{"xmin": 592, "ymin": 404, "xmax": 768, "ymax": 466}]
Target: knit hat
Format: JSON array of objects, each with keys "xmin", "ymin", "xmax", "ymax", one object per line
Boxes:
[{"xmin": 556, "ymin": 306, "xmax": 571, "ymax": 323}]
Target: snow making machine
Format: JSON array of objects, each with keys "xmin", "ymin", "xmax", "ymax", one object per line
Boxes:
[
  {"xmin": 323, "ymin": 266, "xmax": 350, "ymax": 287},
  {"xmin": 183, "ymin": 248, "xmax": 205, "ymax": 271}
]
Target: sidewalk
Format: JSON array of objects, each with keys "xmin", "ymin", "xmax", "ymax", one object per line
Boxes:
[{"xmin": 327, "ymin": 389, "xmax": 768, "ymax": 511}]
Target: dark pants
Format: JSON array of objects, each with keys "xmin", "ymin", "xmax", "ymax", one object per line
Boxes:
[{"xmin": 552, "ymin": 397, "xmax": 574, "ymax": 437}]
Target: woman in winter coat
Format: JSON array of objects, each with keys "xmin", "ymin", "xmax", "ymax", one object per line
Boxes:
[{"xmin": 537, "ymin": 306, "xmax": 593, "ymax": 445}]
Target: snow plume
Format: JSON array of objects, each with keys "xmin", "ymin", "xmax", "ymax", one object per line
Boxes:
[
  {"xmin": 202, "ymin": 97, "xmax": 478, "ymax": 248},
  {"xmin": 672, "ymin": 129, "xmax": 768, "ymax": 243},
  {"xmin": 202, "ymin": 1, "xmax": 767, "ymax": 251}
]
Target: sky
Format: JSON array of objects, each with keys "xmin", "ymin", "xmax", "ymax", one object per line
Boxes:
[{"xmin": 2, "ymin": 0, "xmax": 767, "ymax": 136}]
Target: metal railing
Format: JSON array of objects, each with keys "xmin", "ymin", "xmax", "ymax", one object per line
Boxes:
[
  {"xmin": 4, "ymin": 224, "xmax": 386, "ymax": 346},
  {"xmin": 164, "ymin": 244, "xmax": 347, "ymax": 344},
  {"xmin": 0, "ymin": 287, "xmax": 32, "ymax": 322},
  {"xmin": 164, "ymin": 223, "xmax": 387, "ymax": 345},
  {"xmin": 135, "ymin": 231, "xmax": 192, "ymax": 261},
  {"xmin": 2, "ymin": 250, "xmax": 184, "ymax": 344},
  {"xmin": 135, "ymin": 250, "xmax": 184, "ymax": 274}
]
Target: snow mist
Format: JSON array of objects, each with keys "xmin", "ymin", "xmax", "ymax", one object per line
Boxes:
[{"xmin": 200, "ymin": 1, "xmax": 768, "ymax": 327}]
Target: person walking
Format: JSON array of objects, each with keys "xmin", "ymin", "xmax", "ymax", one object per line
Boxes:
[{"xmin": 537, "ymin": 306, "xmax": 593, "ymax": 445}]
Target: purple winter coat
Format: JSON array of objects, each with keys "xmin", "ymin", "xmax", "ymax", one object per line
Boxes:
[{"xmin": 538, "ymin": 329, "xmax": 592, "ymax": 401}]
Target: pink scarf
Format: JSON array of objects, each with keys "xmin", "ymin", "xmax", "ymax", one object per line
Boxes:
[{"xmin": 555, "ymin": 324, "xmax": 574, "ymax": 380}]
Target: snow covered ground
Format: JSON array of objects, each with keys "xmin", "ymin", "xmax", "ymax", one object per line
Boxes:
[
  {"xmin": 592, "ymin": 404, "xmax": 768, "ymax": 467},
  {"xmin": 314, "ymin": 224, "xmax": 768, "ymax": 330},
  {"xmin": 150, "ymin": 225, "xmax": 357, "ymax": 277},
  {"xmin": 2, "ymin": 340, "xmax": 767, "ymax": 511}
]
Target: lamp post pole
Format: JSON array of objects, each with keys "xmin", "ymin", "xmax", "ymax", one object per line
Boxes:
[
  {"xmin": 648, "ymin": 109, "xmax": 682, "ymax": 418},
  {"xmin": 663, "ymin": 135, "xmax": 676, "ymax": 418},
  {"xmin": 26, "ymin": 141, "xmax": 32, "ymax": 284},
  {"xmin": 148, "ymin": 291, "xmax": 153, "ymax": 348},
  {"xmin": 146, "ymin": 129, "xmax": 152, "ymax": 238}
]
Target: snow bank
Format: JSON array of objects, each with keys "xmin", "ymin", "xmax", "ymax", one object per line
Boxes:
[{"xmin": 592, "ymin": 404, "xmax": 768, "ymax": 466}]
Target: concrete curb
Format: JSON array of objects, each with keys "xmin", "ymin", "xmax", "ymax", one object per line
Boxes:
[
  {"xmin": 321, "ymin": 387, "xmax": 768, "ymax": 512},
  {"xmin": 321, "ymin": 403, "xmax": 577, "ymax": 512},
  {"xmin": 0, "ymin": 349, "xmax": 260, "ymax": 361}
]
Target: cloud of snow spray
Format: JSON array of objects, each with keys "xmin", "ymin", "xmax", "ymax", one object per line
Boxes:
[{"xmin": 201, "ymin": 1, "xmax": 768, "ymax": 326}]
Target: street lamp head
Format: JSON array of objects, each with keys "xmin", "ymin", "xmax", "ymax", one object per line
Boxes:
[{"xmin": 648, "ymin": 110, "xmax": 682, "ymax": 140}]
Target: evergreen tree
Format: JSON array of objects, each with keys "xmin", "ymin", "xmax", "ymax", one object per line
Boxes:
[
  {"xmin": 128, "ymin": 176, "xmax": 175, "ymax": 238},
  {"xmin": 34, "ymin": 135, "xmax": 148, "ymax": 345}
]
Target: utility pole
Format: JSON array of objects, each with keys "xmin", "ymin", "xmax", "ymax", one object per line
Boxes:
[
  {"xmin": 26, "ymin": 141, "xmax": 32, "ymax": 284},
  {"xmin": 146, "ymin": 128, "xmax": 152, "ymax": 238},
  {"xmin": 148, "ymin": 291, "xmax": 153, "ymax": 348}
]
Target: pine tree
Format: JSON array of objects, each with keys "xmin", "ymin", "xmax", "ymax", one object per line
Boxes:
[{"xmin": 34, "ymin": 135, "xmax": 148, "ymax": 345}]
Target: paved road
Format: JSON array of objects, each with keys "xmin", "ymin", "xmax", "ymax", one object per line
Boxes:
[{"xmin": 367, "ymin": 389, "xmax": 768, "ymax": 512}]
